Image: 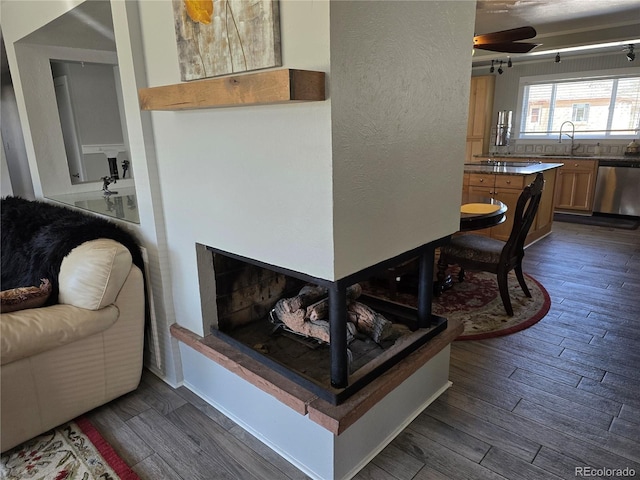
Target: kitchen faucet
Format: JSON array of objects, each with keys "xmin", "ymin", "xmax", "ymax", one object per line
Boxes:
[{"xmin": 559, "ymin": 121, "xmax": 580, "ymax": 155}]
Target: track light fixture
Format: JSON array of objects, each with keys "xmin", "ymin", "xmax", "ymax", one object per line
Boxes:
[
  {"xmin": 489, "ymin": 57, "xmax": 514, "ymax": 74},
  {"xmin": 627, "ymin": 44, "xmax": 635, "ymax": 62}
]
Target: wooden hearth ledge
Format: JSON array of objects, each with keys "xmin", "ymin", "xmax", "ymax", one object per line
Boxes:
[{"xmin": 171, "ymin": 318, "xmax": 462, "ymax": 435}]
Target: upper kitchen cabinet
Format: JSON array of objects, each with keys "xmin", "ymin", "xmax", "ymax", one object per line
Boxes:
[{"xmin": 465, "ymin": 75, "xmax": 495, "ymax": 163}]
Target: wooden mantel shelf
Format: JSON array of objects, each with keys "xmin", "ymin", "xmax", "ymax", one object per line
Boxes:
[{"xmin": 139, "ymin": 69, "xmax": 325, "ymax": 111}]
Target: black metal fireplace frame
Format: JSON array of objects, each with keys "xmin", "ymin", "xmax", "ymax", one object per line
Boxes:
[{"xmin": 207, "ymin": 235, "xmax": 451, "ymax": 405}]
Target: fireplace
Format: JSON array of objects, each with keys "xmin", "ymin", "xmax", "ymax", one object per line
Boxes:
[{"xmin": 197, "ymin": 235, "xmax": 451, "ymax": 405}]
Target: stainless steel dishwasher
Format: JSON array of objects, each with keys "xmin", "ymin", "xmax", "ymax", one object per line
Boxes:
[{"xmin": 593, "ymin": 159, "xmax": 640, "ymax": 216}]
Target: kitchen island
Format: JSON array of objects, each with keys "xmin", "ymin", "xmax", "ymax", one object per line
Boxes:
[
  {"xmin": 475, "ymin": 154, "xmax": 637, "ymax": 214},
  {"xmin": 463, "ymin": 160, "xmax": 563, "ymax": 246}
]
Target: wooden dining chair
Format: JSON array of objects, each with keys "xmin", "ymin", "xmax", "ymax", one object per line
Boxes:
[{"xmin": 436, "ymin": 173, "xmax": 545, "ymax": 316}]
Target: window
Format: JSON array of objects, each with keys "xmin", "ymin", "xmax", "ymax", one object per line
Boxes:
[
  {"xmin": 530, "ymin": 107, "xmax": 540, "ymax": 124},
  {"xmin": 518, "ymin": 74, "xmax": 640, "ymax": 139},
  {"xmin": 572, "ymin": 103, "xmax": 590, "ymax": 122}
]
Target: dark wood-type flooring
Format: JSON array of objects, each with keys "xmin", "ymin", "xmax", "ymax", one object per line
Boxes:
[{"xmin": 86, "ymin": 220, "xmax": 640, "ymax": 479}]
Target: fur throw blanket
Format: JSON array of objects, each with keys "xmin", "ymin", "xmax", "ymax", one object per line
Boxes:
[{"xmin": 1, "ymin": 196, "xmax": 144, "ymax": 306}]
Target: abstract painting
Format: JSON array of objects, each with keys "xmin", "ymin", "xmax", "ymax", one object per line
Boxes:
[{"xmin": 172, "ymin": 0, "xmax": 282, "ymax": 81}]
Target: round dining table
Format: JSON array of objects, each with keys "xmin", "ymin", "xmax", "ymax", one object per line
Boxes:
[
  {"xmin": 459, "ymin": 193, "xmax": 507, "ymax": 232},
  {"xmin": 433, "ymin": 194, "xmax": 508, "ymax": 295}
]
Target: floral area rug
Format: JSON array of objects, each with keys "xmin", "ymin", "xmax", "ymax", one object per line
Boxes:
[
  {"xmin": 364, "ymin": 268, "xmax": 550, "ymax": 341},
  {"xmin": 1, "ymin": 417, "xmax": 139, "ymax": 480}
]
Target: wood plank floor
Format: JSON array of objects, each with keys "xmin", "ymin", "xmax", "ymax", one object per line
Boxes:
[{"xmin": 87, "ymin": 220, "xmax": 640, "ymax": 479}]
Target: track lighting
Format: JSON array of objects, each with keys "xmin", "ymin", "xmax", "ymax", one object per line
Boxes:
[
  {"xmin": 489, "ymin": 58, "xmax": 514, "ymax": 74},
  {"xmin": 627, "ymin": 44, "xmax": 635, "ymax": 62},
  {"xmin": 555, "ymin": 52, "xmax": 561, "ymax": 63}
]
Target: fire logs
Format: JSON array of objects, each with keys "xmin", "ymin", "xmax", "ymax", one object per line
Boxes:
[
  {"xmin": 281, "ymin": 285, "xmax": 327, "ymax": 313},
  {"xmin": 273, "ymin": 301, "xmax": 331, "ymax": 343},
  {"xmin": 348, "ymin": 301, "xmax": 392, "ymax": 344},
  {"xmin": 273, "ymin": 284, "xmax": 392, "ymax": 345},
  {"xmin": 306, "ymin": 284, "xmax": 362, "ymax": 321}
]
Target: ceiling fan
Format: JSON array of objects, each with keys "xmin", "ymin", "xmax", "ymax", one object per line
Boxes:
[{"xmin": 473, "ymin": 26, "xmax": 539, "ymax": 53}]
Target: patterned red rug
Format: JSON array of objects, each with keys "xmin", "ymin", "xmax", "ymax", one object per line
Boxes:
[
  {"xmin": 365, "ymin": 269, "xmax": 550, "ymax": 341},
  {"xmin": 1, "ymin": 417, "xmax": 138, "ymax": 480},
  {"xmin": 433, "ymin": 269, "xmax": 550, "ymax": 340}
]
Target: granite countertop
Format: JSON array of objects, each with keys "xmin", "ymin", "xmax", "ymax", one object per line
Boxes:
[
  {"xmin": 474, "ymin": 153, "xmax": 639, "ymax": 164},
  {"xmin": 464, "ymin": 161, "xmax": 564, "ymax": 175}
]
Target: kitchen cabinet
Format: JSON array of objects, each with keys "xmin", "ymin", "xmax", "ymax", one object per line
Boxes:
[
  {"xmin": 534, "ymin": 171, "xmax": 556, "ymax": 234},
  {"xmin": 466, "ymin": 173, "xmax": 534, "ymax": 242},
  {"xmin": 463, "ymin": 168, "xmax": 558, "ymax": 246},
  {"xmin": 550, "ymin": 159, "xmax": 597, "ymax": 212},
  {"xmin": 488, "ymin": 155, "xmax": 594, "ymax": 214},
  {"xmin": 465, "ymin": 76, "xmax": 495, "ymax": 163}
]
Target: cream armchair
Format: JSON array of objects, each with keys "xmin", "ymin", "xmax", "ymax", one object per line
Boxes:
[{"xmin": 1, "ymin": 239, "xmax": 145, "ymax": 452}]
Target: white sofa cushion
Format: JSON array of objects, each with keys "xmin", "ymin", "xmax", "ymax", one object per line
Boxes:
[
  {"xmin": 0, "ymin": 304, "xmax": 118, "ymax": 365},
  {"xmin": 59, "ymin": 239, "xmax": 133, "ymax": 310}
]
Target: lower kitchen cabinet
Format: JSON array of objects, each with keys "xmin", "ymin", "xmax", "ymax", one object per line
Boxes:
[
  {"xmin": 464, "ymin": 169, "xmax": 557, "ymax": 246},
  {"xmin": 493, "ymin": 187, "xmax": 524, "ymax": 241},
  {"xmin": 534, "ymin": 171, "xmax": 556, "ymax": 234},
  {"xmin": 552, "ymin": 159, "xmax": 597, "ymax": 212}
]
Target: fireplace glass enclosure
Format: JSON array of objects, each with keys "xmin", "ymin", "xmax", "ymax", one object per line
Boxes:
[{"xmin": 198, "ymin": 236, "xmax": 450, "ymax": 405}]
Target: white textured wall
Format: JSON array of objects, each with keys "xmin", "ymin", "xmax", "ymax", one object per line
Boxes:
[
  {"xmin": 136, "ymin": 0, "xmax": 333, "ymax": 336},
  {"xmin": 0, "ymin": 78, "xmax": 34, "ymax": 199},
  {"xmin": 330, "ymin": 1, "xmax": 475, "ymax": 278},
  {"xmin": 1, "ymin": 132, "xmax": 14, "ymax": 197}
]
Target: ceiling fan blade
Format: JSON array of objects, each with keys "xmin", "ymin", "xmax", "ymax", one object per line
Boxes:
[
  {"xmin": 474, "ymin": 42, "xmax": 539, "ymax": 54},
  {"xmin": 474, "ymin": 26, "xmax": 537, "ymax": 46}
]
